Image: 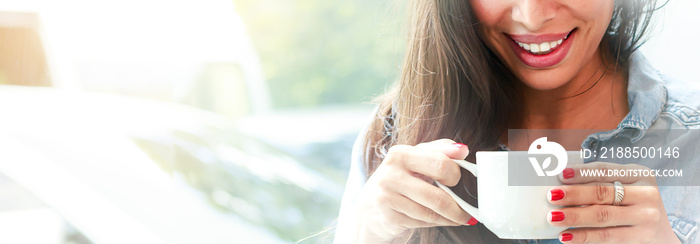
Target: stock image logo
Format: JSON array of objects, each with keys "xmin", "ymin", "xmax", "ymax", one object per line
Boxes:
[{"xmin": 528, "ymin": 137, "xmax": 567, "ymax": 176}]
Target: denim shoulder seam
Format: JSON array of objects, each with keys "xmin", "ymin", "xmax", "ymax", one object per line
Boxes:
[{"xmin": 661, "ymin": 102, "xmax": 700, "ymax": 127}]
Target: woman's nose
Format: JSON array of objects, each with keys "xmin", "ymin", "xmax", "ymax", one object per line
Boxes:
[{"xmin": 511, "ymin": 0, "xmax": 557, "ymax": 31}]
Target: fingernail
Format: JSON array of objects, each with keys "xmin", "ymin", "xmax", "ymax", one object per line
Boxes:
[
  {"xmin": 561, "ymin": 232, "xmax": 573, "ymax": 242},
  {"xmin": 452, "ymin": 143, "xmax": 468, "ymax": 150},
  {"xmin": 549, "ymin": 211, "xmax": 565, "ymax": 222},
  {"xmin": 562, "ymin": 168, "xmax": 575, "ymax": 179},
  {"xmin": 467, "ymin": 217, "xmax": 478, "ymax": 225},
  {"xmin": 549, "ymin": 189, "xmax": 565, "ymax": 201}
]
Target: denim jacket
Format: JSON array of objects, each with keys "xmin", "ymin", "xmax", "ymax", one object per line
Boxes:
[{"xmin": 335, "ymin": 51, "xmax": 700, "ymax": 243}]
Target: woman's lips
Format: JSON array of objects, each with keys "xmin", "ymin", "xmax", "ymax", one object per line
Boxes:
[{"xmin": 506, "ymin": 29, "xmax": 576, "ymax": 68}]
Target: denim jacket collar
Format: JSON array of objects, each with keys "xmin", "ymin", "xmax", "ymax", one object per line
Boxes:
[{"xmin": 582, "ymin": 51, "xmax": 667, "ymax": 147}]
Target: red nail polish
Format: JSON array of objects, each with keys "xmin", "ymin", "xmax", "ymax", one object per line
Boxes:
[
  {"xmin": 452, "ymin": 143, "xmax": 468, "ymax": 150},
  {"xmin": 561, "ymin": 233, "xmax": 573, "ymax": 242},
  {"xmin": 467, "ymin": 217, "xmax": 478, "ymax": 225},
  {"xmin": 550, "ymin": 189, "xmax": 565, "ymax": 201},
  {"xmin": 562, "ymin": 168, "xmax": 575, "ymax": 179},
  {"xmin": 550, "ymin": 211, "xmax": 565, "ymax": 222}
]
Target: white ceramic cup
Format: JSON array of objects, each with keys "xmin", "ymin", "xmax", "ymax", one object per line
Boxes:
[{"xmin": 436, "ymin": 151, "xmax": 582, "ymax": 239}]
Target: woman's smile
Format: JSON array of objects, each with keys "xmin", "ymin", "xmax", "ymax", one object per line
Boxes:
[
  {"xmin": 506, "ymin": 28, "xmax": 576, "ymax": 68},
  {"xmin": 471, "ymin": 0, "xmax": 615, "ymax": 90}
]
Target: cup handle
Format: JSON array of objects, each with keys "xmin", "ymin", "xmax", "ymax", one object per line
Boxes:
[{"xmin": 435, "ymin": 159, "xmax": 480, "ymax": 221}]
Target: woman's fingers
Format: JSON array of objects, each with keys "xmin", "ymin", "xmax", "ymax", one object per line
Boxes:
[
  {"xmin": 373, "ymin": 202, "xmax": 433, "ymax": 238},
  {"xmin": 547, "ymin": 183, "xmax": 658, "ymax": 206},
  {"xmin": 558, "ymin": 226, "xmax": 652, "ymax": 244},
  {"xmin": 369, "ymin": 139, "xmax": 473, "ymax": 234},
  {"xmin": 547, "ymin": 204, "xmax": 660, "ymax": 228},
  {"xmin": 545, "ymin": 161, "xmax": 674, "ymax": 243},
  {"xmin": 383, "ymin": 192, "xmax": 462, "ymax": 227},
  {"xmin": 386, "ymin": 144, "xmax": 463, "ymax": 186},
  {"xmin": 387, "ymin": 170, "xmax": 472, "ymax": 225},
  {"xmin": 415, "ymin": 138, "xmax": 470, "ymax": 161}
]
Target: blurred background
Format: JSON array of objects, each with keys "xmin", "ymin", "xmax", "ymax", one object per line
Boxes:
[{"xmin": 0, "ymin": 0, "xmax": 697, "ymax": 243}]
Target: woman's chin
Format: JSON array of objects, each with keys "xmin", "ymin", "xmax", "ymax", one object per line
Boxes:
[
  {"xmin": 511, "ymin": 65, "xmax": 576, "ymax": 91},
  {"xmin": 519, "ymin": 78, "xmax": 570, "ymax": 91}
]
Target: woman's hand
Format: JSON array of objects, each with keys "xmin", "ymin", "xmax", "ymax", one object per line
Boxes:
[
  {"xmin": 547, "ymin": 162, "xmax": 680, "ymax": 243},
  {"xmin": 352, "ymin": 139, "xmax": 476, "ymax": 243}
]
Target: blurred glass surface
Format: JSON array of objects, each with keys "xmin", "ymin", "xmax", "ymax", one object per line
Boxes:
[
  {"xmin": 0, "ymin": 87, "xmax": 342, "ymax": 243},
  {"xmin": 0, "ymin": 0, "xmax": 377, "ymax": 242}
]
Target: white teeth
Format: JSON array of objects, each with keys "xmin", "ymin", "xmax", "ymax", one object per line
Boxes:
[
  {"xmin": 515, "ymin": 38, "xmax": 564, "ymax": 54},
  {"xmin": 529, "ymin": 43, "xmax": 540, "ymax": 52}
]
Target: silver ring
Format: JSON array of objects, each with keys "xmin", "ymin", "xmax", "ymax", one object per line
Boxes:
[{"xmin": 613, "ymin": 181, "xmax": 625, "ymax": 206}]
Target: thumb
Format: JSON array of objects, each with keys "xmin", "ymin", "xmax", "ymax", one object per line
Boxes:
[{"xmin": 415, "ymin": 139, "xmax": 470, "ymax": 160}]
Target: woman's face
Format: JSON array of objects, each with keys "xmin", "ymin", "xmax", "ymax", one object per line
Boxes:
[{"xmin": 470, "ymin": 0, "xmax": 615, "ymax": 90}]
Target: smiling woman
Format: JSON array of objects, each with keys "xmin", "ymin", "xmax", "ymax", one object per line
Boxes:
[{"xmin": 335, "ymin": 0, "xmax": 700, "ymax": 243}]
